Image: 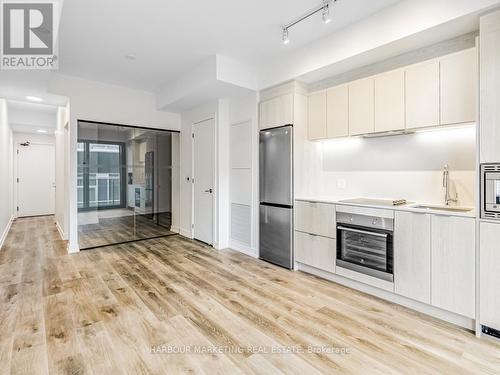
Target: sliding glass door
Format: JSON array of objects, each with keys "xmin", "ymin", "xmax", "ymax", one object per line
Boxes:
[
  {"xmin": 77, "ymin": 140, "xmax": 126, "ymax": 211},
  {"xmin": 77, "ymin": 120, "xmax": 179, "ymax": 250}
]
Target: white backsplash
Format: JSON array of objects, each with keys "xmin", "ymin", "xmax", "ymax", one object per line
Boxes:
[
  {"xmin": 298, "ymin": 126, "xmax": 477, "ymax": 207},
  {"xmin": 310, "ymin": 170, "xmax": 475, "ymax": 206}
]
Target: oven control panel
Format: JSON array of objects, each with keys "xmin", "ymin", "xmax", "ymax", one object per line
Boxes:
[{"xmin": 336, "ymin": 212, "xmax": 393, "ymax": 231}]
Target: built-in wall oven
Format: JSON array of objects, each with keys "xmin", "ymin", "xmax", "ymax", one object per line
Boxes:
[
  {"xmin": 336, "ymin": 210, "xmax": 394, "ymax": 282},
  {"xmin": 481, "ymin": 163, "xmax": 500, "ymax": 220}
]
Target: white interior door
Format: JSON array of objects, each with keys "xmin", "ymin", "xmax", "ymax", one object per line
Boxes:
[
  {"xmin": 17, "ymin": 143, "xmax": 55, "ymax": 217},
  {"xmin": 193, "ymin": 118, "xmax": 214, "ymax": 245}
]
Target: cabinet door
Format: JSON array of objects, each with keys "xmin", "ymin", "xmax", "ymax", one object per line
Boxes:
[
  {"xmin": 479, "ymin": 222, "xmax": 500, "ymax": 330},
  {"xmin": 440, "ymin": 48, "xmax": 477, "ymax": 126},
  {"xmin": 394, "ymin": 212, "xmax": 431, "ymax": 304},
  {"xmin": 374, "ymin": 70, "xmax": 405, "ymax": 132},
  {"xmin": 348, "ymin": 78, "xmax": 374, "ymax": 136},
  {"xmin": 326, "ymin": 85, "xmax": 349, "ymax": 138},
  {"xmin": 480, "ymin": 12, "xmax": 500, "ymax": 163},
  {"xmin": 259, "ymin": 94, "xmax": 293, "ymax": 130},
  {"xmin": 295, "ymin": 201, "xmax": 336, "ymax": 238},
  {"xmin": 308, "ymin": 91, "xmax": 327, "ymax": 140},
  {"xmin": 405, "ymin": 60, "xmax": 440, "ymax": 129},
  {"xmin": 431, "ymin": 215, "xmax": 475, "ymax": 318},
  {"xmin": 295, "ymin": 231, "xmax": 336, "ymax": 273}
]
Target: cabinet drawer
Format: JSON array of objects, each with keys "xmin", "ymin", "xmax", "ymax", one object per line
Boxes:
[
  {"xmin": 295, "ymin": 201, "xmax": 336, "ymax": 238},
  {"xmin": 295, "ymin": 231, "xmax": 336, "ymax": 273}
]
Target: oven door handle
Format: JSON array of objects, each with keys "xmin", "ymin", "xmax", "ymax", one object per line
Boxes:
[{"xmin": 337, "ymin": 226, "xmax": 389, "ymax": 238}]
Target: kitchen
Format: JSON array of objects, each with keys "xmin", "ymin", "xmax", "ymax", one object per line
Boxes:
[{"xmin": 259, "ymin": 10, "xmax": 500, "ymax": 339}]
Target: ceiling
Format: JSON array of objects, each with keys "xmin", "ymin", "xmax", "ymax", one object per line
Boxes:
[{"xmin": 58, "ymin": 0, "xmax": 402, "ymax": 92}]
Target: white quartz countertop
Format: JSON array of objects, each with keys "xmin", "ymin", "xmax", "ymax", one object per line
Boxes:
[{"xmin": 295, "ymin": 196, "xmax": 476, "ymax": 218}]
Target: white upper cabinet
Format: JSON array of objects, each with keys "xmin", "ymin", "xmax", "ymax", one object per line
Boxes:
[
  {"xmin": 374, "ymin": 70, "xmax": 405, "ymax": 132},
  {"xmin": 405, "ymin": 60, "xmax": 440, "ymax": 129},
  {"xmin": 303, "ymin": 48, "xmax": 477, "ymax": 139},
  {"xmin": 308, "ymin": 91, "xmax": 327, "ymax": 140},
  {"xmin": 480, "ymin": 10, "xmax": 500, "ymax": 163},
  {"xmin": 348, "ymin": 78, "xmax": 374, "ymax": 136},
  {"xmin": 326, "ymin": 85, "xmax": 349, "ymax": 138},
  {"xmin": 431, "ymin": 215, "xmax": 475, "ymax": 318},
  {"xmin": 440, "ymin": 48, "xmax": 477, "ymax": 126},
  {"xmin": 394, "ymin": 212, "xmax": 431, "ymax": 304},
  {"xmin": 259, "ymin": 93, "xmax": 293, "ymax": 130}
]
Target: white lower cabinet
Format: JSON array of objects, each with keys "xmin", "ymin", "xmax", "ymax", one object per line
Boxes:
[
  {"xmin": 479, "ymin": 221, "xmax": 500, "ymax": 330},
  {"xmin": 394, "ymin": 212, "xmax": 431, "ymax": 304},
  {"xmin": 295, "ymin": 231, "xmax": 336, "ymax": 273},
  {"xmin": 431, "ymin": 215, "xmax": 476, "ymax": 318},
  {"xmin": 295, "ymin": 200, "xmax": 336, "ymax": 238}
]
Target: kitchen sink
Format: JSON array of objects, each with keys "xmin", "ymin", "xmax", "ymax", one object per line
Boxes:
[{"xmin": 411, "ymin": 205, "xmax": 473, "ymax": 213}]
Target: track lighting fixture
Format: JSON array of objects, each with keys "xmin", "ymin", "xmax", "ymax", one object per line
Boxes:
[
  {"xmin": 282, "ymin": 28, "xmax": 290, "ymax": 45},
  {"xmin": 322, "ymin": 5, "xmax": 331, "ymax": 24},
  {"xmin": 281, "ymin": 0, "xmax": 336, "ymax": 44}
]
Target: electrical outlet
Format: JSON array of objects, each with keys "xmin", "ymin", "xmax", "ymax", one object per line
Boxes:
[{"xmin": 337, "ymin": 179, "xmax": 346, "ymax": 189}]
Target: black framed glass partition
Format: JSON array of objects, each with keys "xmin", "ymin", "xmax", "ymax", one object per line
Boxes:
[
  {"xmin": 78, "ymin": 141, "xmax": 126, "ymax": 210},
  {"xmin": 77, "ymin": 121, "xmax": 179, "ymax": 250}
]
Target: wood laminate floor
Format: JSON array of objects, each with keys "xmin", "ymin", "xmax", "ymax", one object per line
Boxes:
[
  {"xmin": 78, "ymin": 213, "xmax": 174, "ymax": 249},
  {"xmin": 2, "ymin": 216, "xmax": 500, "ymax": 375}
]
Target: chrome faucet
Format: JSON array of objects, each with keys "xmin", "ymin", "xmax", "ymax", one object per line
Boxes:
[{"xmin": 443, "ymin": 164, "xmax": 458, "ymax": 206}]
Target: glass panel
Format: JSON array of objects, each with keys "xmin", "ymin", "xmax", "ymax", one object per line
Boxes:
[
  {"xmin": 77, "ymin": 121, "xmax": 179, "ymax": 250},
  {"xmin": 340, "ymin": 229, "xmax": 388, "ymax": 272},
  {"xmin": 496, "ymin": 180, "xmax": 500, "ymax": 204},
  {"xmin": 88, "ymin": 143, "xmax": 122, "ymax": 208}
]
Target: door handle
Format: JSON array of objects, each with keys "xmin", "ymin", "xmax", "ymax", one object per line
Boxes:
[{"xmin": 204, "ymin": 188, "xmax": 213, "ymax": 193}]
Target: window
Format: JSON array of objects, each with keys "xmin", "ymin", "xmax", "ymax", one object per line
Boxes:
[{"xmin": 77, "ymin": 141, "xmax": 126, "ymax": 211}]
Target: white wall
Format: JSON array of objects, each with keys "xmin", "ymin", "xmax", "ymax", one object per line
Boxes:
[
  {"xmin": 55, "ymin": 105, "xmax": 69, "ymax": 239},
  {"xmin": 48, "ymin": 74, "xmax": 182, "ymax": 252},
  {"xmin": 299, "ymin": 126, "xmax": 477, "ymax": 206},
  {"xmin": 180, "ymin": 101, "xmax": 216, "ymax": 238},
  {"xmin": 9, "ymin": 107, "xmax": 56, "ymax": 131},
  {"xmin": 227, "ymin": 93, "xmax": 259, "ymax": 256},
  {"xmin": 0, "ymin": 99, "xmax": 14, "ymax": 248},
  {"xmin": 217, "ymin": 99, "xmax": 230, "ymax": 250},
  {"xmin": 171, "ymin": 134, "xmax": 181, "ymax": 233},
  {"xmin": 49, "ymin": 74, "xmax": 181, "ymax": 130},
  {"xmin": 179, "ymin": 100, "xmax": 232, "ymax": 250}
]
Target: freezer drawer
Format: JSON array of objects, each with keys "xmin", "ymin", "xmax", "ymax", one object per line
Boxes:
[{"xmin": 259, "ymin": 204, "xmax": 293, "ymax": 269}]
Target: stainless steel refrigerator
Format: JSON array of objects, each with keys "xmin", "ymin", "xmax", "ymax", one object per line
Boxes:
[{"xmin": 259, "ymin": 125, "xmax": 293, "ymax": 269}]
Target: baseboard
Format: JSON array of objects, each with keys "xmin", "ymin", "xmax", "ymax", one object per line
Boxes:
[
  {"xmin": 229, "ymin": 239, "xmax": 258, "ymax": 258},
  {"xmin": 68, "ymin": 241, "xmax": 80, "ymax": 254},
  {"xmin": 179, "ymin": 228, "xmax": 193, "ymax": 239},
  {"xmin": 55, "ymin": 221, "xmax": 68, "ymax": 240},
  {"xmin": 0, "ymin": 215, "xmax": 15, "ymax": 250},
  {"xmin": 298, "ymin": 263, "xmax": 475, "ymax": 331}
]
